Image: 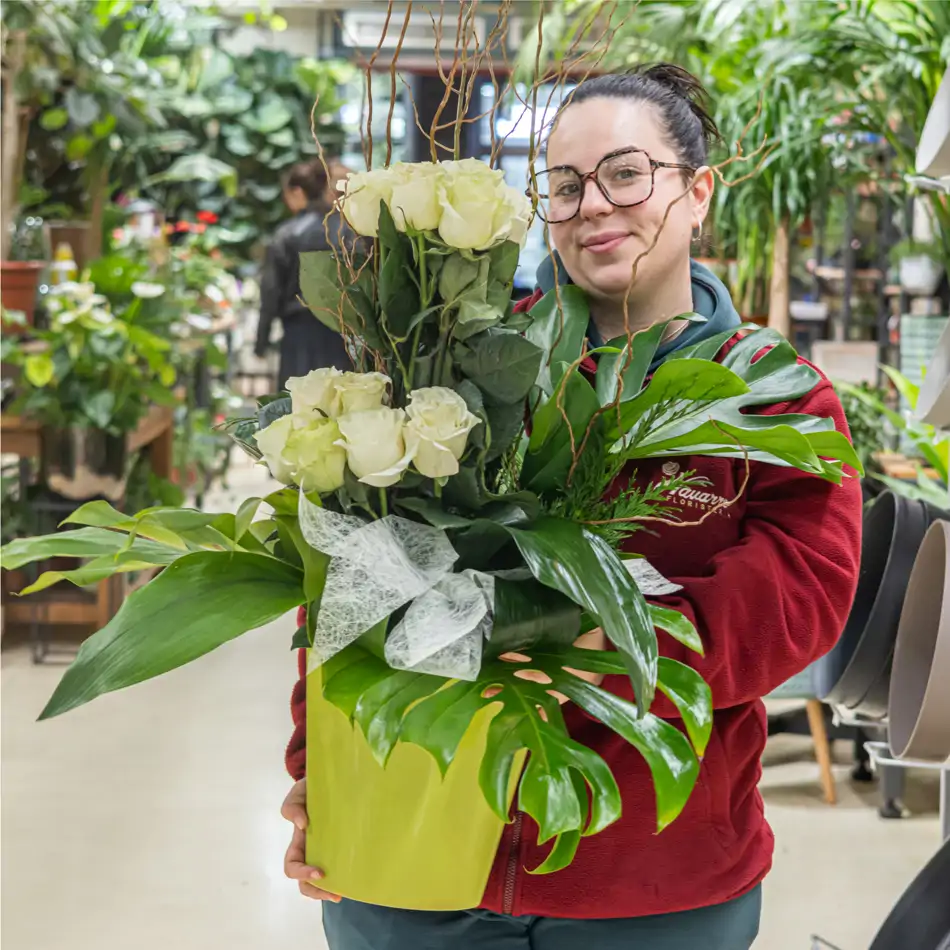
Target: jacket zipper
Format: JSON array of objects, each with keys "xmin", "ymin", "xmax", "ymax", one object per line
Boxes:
[{"xmin": 503, "ymin": 812, "xmax": 523, "ymax": 915}]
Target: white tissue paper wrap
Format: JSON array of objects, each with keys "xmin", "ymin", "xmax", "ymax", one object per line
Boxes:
[{"xmin": 298, "ymin": 493, "xmax": 493, "ymax": 680}]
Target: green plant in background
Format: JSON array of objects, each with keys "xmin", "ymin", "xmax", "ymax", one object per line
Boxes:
[
  {"xmin": 0, "ymin": 281, "xmax": 177, "ymax": 434},
  {"xmin": 888, "ymin": 237, "xmax": 945, "ymax": 266},
  {"xmin": 836, "ymin": 380, "xmax": 893, "ymax": 475},
  {"xmin": 552, "ymin": 0, "xmax": 949, "ymax": 322},
  {"xmin": 838, "ymin": 368, "xmax": 949, "ymax": 507}
]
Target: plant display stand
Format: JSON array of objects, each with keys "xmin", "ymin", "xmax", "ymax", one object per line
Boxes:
[{"xmin": 0, "ymin": 405, "xmax": 173, "ymax": 660}]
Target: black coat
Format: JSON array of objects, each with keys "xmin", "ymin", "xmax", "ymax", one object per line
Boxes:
[{"xmin": 256, "ymin": 205, "xmax": 358, "ymax": 390}]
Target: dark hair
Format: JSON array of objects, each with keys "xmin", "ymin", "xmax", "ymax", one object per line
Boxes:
[
  {"xmin": 283, "ymin": 159, "xmax": 330, "ymax": 203},
  {"xmin": 555, "ymin": 63, "xmax": 721, "ymax": 170}
]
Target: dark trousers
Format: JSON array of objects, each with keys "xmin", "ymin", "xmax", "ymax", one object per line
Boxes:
[{"xmin": 322, "ymin": 886, "xmax": 762, "ymax": 950}]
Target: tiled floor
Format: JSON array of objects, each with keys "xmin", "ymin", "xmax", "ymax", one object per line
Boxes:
[{"xmin": 2, "ymin": 459, "xmax": 943, "ymax": 949}]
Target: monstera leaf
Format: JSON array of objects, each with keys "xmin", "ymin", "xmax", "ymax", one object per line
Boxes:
[
  {"xmin": 610, "ymin": 329, "xmax": 862, "ymax": 482},
  {"xmin": 318, "ymin": 635, "xmax": 706, "ymax": 875}
]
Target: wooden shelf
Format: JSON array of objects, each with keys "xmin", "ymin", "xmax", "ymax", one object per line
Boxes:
[{"xmin": 814, "ymin": 265, "xmax": 884, "ymax": 281}]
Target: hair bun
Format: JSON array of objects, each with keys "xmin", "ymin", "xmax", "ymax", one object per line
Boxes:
[{"xmin": 635, "ymin": 63, "xmax": 722, "ymax": 145}]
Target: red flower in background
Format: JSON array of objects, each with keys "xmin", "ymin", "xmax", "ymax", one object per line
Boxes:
[
  {"xmin": 197, "ymin": 211, "xmax": 219, "ymax": 225},
  {"xmin": 175, "ymin": 221, "xmax": 192, "ymax": 233},
  {"xmin": 195, "ymin": 223, "xmax": 207, "ymax": 234}
]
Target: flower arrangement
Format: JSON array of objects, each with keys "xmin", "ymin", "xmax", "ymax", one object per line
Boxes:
[{"xmin": 1, "ymin": 8, "xmax": 862, "ymax": 907}]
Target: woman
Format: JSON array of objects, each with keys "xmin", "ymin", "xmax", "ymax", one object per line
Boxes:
[
  {"xmin": 255, "ymin": 159, "xmax": 356, "ymax": 391},
  {"xmin": 280, "ymin": 65, "xmax": 863, "ymax": 949}
]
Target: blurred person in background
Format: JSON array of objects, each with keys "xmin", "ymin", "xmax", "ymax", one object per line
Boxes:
[{"xmin": 255, "ymin": 159, "xmax": 355, "ymax": 390}]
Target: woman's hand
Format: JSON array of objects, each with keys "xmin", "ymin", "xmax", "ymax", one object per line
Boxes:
[
  {"xmin": 490, "ymin": 627, "xmax": 607, "ymax": 704},
  {"xmin": 280, "ymin": 779, "xmax": 341, "ymax": 902}
]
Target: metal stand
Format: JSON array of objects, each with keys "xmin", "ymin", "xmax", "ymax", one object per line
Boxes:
[
  {"xmin": 831, "ymin": 707, "xmax": 908, "ymax": 819},
  {"xmin": 865, "ymin": 742, "xmax": 950, "ymax": 843}
]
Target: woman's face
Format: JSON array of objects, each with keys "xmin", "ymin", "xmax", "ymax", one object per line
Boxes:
[
  {"xmin": 283, "ymin": 186, "xmax": 308, "ymax": 214},
  {"xmin": 543, "ymin": 98, "xmax": 713, "ymax": 306}
]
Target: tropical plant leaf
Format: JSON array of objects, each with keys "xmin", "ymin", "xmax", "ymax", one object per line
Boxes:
[
  {"xmin": 39, "ymin": 553, "xmax": 304, "ymax": 720},
  {"xmin": 656, "ymin": 658, "xmax": 713, "ymax": 756},
  {"xmin": 546, "ymin": 672, "xmax": 699, "ymax": 831},
  {"xmin": 455, "ymin": 331, "xmax": 543, "ymax": 406},
  {"xmin": 1, "ymin": 527, "xmax": 177, "ymax": 572},
  {"xmin": 520, "ymin": 368, "xmax": 600, "ymax": 493},
  {"xmin": 611, "ymin": 329, "xmax": 861, "ymax": 481},
  {"xmin": 487, "ymin": 576, "xmax": 580, "ymax": 658},
  {"xmin": 524, "ymin": 286, "xmax": 590, "ymax": 395},
  {"xmin": 506, "ymin": 517, "xmax": 657, "ymax": 712}
]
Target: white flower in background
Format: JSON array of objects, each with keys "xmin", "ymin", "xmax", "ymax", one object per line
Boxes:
[
  {"xmin": 253, "ymin": 415, "xmax": 296, "ymax": 485},
  {"xmin": 131, "ymin": 281, "xmax": 166, "ymax": 299},
  {"xmin": 284, "ymin": 418, "xmax": 347, "ymax": 493},
  {"xmin": 389, "ymin": 162, "xmax": 444, "ymax": 233},
  {"xmin": 287, "ymin": 367, "xmax": 344, "ymax": 423},
  {"xmin": 335, "ymin": 371, "xmax": 391, "ymax": 415},
  {"xmin": 404, "ymin": 387, "xmax": 481, "ymax": 478},
  {"xmin": 437, "ymin": 158, "xmax": 532, "ymax": 250},
  {"xmin": 49, "ymin": 281, "xmax": 107, "ymax": 310},
  {"xmin": 336, "ymin": 406, "xmax": 412, "ymax": 488},
  {"xmin": 338, "ymin": 167, "xmax": 396, "ymax": 237}
]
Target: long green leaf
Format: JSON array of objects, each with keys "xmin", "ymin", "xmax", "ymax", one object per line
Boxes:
[
  {"xmin": 656, "ymin": 658, "xmax": 713, "ymax": 756},
  {"xmin": 650, "ymin": 605, "xmax": 704, "ymax": 655},
  {"xmin": 39, "ymin": 553, "xmax": 304, "ymax": 720},
  {"xmin": 1, "ymin": 527, "xmax": 179, "ymax": 571},
  {"xmin": 507, "ymin": 518, "xmax": 657, "ymax": 713}
]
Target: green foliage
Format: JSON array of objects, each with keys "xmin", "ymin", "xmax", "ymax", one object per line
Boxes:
[
  {"xmin": 319, "ymin": 640, "xmax": 706, "ymax": 874},
  {"xmin": 2, "ymin": 282, "xmax": 176, "ymax": 433}
]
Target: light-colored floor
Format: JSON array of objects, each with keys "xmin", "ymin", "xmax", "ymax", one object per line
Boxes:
[{"xmin": 2, "ymin": 459, "xmax": 944, "ymax": 950}]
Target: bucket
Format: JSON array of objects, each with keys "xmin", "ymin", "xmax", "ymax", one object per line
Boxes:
[
  {"xmin": 305, "ymin": 655, "xmax": 520, "ymax": 910},
  {"xmin": 888, "ymin": 521, "xmax": 950, "ymax": 761},
  {"xmin": 816, "ymin": 492, "xmax": 949, "ymax": 715}
]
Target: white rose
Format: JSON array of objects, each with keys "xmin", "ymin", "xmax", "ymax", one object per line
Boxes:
[
  {"xmin": 287, "ymin": 367, "xmax": 344, "ymax": 423},
  {"xmin": 389, "ymin": 162, "xmax": 444, "ymax": 233},
  {"xmin": 437, "ymin": 159, "xmax": 532, "ymax": 250},
  {"xmin": 284, "ymin": 418, "xmax": 347, "ymax": 493},
  {"xmin": 336, "ymin": 407, "xmax": 412, "ymax": 488},
  {"xmin": 404, "ymin": 387, "xmax": 481, "ymax": 478},
  {"xmin": 335, "ymin": 371, "xmax": 391, "ymax": 415},
  {"xmin": 253, "ymin": 414, "xmax": 296, "ymax": 485},
  {"xmin": 338, "ymin": 168, "xmax": 395, "ymax": 237}
]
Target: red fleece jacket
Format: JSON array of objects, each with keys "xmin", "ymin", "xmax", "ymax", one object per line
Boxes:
[{"xmin": 285, "ymin": 292, "xmax": 863, "ymax": 919}]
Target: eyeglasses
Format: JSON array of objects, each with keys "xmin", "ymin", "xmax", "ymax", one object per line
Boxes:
[{"xmin": 528, "ymin": 147, "xmax": 695, "ymax": 224}]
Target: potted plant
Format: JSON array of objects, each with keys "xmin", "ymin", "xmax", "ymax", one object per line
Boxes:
[
  {"xmin": 889, "ymin": 238, "xmax": 946, "ymax": 297},
  {"xmin": 1, "ymin": 1, "xmax": 73, "ymax": 315},
  {"xmin": 1, "ymin": 159, "xmax": 861, "ymax": 909},
  {"xmin": 0, "ymin": 280, "xmax": 177, "ymax": 503}
]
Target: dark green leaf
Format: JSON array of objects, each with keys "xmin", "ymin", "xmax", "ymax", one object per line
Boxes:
[
  {"xmin": 394, "ymin": 497, "xmax": 475, "ymax": 529},
  {"xmin": 258, "ymin": 397, "xmax": 291, "ymax": 428},
  {"xmin": 486, "ymin": 577, "xmax": 580, "ymax": 658},
  {"xmin": 377, "ymin": 202, "xmax": 420, "ymax": 338},
  {"xmin": 488, "ymin": 241, "xmax": 521, "ymax": 286},
  {"xmin": 521, "ymin": 369, "xmax": 600, "ymax": 493},
  {"xmin": 484, "ymin": 400, "xmax": 527, "ymax": 462},
  {"xmin": 291, "ymin": 624, "xmax": 312, "ymax": 650},
  {"xmin": 39, "ymin": 553, "xmax": 304, "ymax": 720},
  {"xmin": 456, "ymin": 331, "xmax": 543, "ymax": 406},
  {"xmin": 524, "ymin": 286, "xmax": 590, "ymax": 395},
  {"xmin": 401, "ymin": 680, "xmax": 488, "ymax": 775},
  {"xmin": 353, "ymin": 666, "xmax": 443, "ymax": 766},
  {"xmin": 506, "ymin": 518, "xmax": 657, "ymax": 712},
  {"xmin": 548, "ymin": 673, "xmax": 699, "ymax": 831}
]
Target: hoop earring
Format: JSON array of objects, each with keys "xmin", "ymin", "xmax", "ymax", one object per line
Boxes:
[{"xmin": 692, "ymin": 222, "xmax": 703, "ymax": 243}]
